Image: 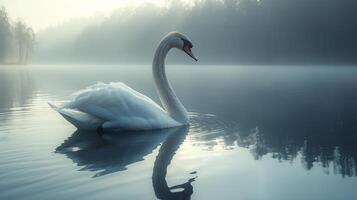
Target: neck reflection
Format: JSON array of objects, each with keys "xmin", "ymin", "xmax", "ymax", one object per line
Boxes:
[{"xmin": 152, "ymin": 126, "xmax": 195, "ymax": 200}]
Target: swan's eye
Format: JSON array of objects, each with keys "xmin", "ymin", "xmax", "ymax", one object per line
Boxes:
[{"xmin": 181, "ymin": 38, "xmax": 193, "ymax": 49}]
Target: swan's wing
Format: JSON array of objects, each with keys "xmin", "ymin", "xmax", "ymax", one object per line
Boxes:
[
  {"xmin": 58, "ymin": 82, "xmax": 179, "ymax": 130},
  {"xmin": 76, "ymin": 104, "xmax": 117, "ymax": 121},
  {"xmin": 66, "ymin": 82, "xmax": 164, "ymax": 113}
]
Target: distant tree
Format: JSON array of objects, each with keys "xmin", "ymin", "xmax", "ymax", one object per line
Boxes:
[
  {"xmin": 14, "ymin": 21, "xmax": 35, "ymax": 64},
  {"xmin": 14, "ymin": 21, "xmax": 26, "ymax": 64},
  {"xmin": 36, "ymin": 0, "xmax": 357, "ymax": 64},
  {"xmin": 0, "ymin": 6, "xmax": 12, "ymax": 63},
  {"xmin": 24, "ymin": 27, "xmax": 35, "ymax": 64}
]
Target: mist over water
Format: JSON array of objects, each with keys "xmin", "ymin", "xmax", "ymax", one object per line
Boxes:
[{"xmin": 0, "ymin": 65, "xmax": 357, "ymax": 200}]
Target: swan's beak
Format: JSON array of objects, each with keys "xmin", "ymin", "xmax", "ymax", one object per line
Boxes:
[{"xmin": 183, "ymin": 46, "xmax": 198, "ymax": 61}]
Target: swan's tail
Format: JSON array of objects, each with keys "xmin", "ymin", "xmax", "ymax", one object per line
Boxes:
[
  {"xmin": 48, "ymin": 102, "xmax": 103, "ymax": 130},
  {"xmin": 48, "ymin": 102, "xmax": 60, "ymax": 111}
]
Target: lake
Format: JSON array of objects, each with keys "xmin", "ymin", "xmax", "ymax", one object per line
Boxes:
[{"xmin": 0, "ymin": 64, "xmax": 357, "ymax": 200}]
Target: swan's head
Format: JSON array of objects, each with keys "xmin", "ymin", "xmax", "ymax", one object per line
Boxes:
[{"xmin": 167, "ymin": 32, "xmax": 198, "ymax": 61}]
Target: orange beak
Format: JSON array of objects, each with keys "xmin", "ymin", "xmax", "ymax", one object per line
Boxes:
[{"xmin": 183, "ymin": 46, "xmax": 198, "ymax": 61}]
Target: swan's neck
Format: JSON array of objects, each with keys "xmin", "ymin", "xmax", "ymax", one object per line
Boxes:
[{"xmin": 152, "ymin": 39, "xmax": 189, "ymax": 124}]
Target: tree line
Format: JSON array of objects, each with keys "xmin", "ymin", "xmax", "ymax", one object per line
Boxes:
[
  {"xmin": 36, "ymin": 0, "xmax": 357, "ymax": 65},
  {"xmin": 0, "ymin": 6, "xmax": 35, "ymax": 64}
]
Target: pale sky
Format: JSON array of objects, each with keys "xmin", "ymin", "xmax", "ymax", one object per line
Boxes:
[{"xmin": 1, "ymin": 0, "xmax": 169, "ymax": 30}]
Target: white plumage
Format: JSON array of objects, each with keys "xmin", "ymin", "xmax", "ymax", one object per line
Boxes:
[{"xmin": 50, "ymin": 82, "xmax": 180, "ymax": 130}]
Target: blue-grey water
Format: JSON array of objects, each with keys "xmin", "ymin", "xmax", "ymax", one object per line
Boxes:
[{"xmin": 0, "ymin": 65, "xmax": 357, "ymax": 200}]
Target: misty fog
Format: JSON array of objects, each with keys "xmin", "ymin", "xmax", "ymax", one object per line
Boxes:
[{"xmin": 28, "ymin": 0, "xmax": 357, "ymax": 65}]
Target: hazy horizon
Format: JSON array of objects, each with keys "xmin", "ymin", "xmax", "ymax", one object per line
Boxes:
[
  {"xmin": 1, "ymin": 0, "xmax": 182, "ymax": 30},
  {"xmin": 1, "ymin": 0, "xmax": 357, "ymax": 65}
]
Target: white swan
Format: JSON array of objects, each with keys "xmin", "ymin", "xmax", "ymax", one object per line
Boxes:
[{"xmin": 49, "ymin": 32, "xmax": 198, "ymax": 131}]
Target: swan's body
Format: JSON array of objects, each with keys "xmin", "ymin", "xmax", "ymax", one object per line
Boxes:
[
  {"xmin": 50, "ymin": 32, "xmax": 197, "ymax": 131},
  {"xmin": 49, "ymin": 82, "xmax": 181, "ymax": 130}
]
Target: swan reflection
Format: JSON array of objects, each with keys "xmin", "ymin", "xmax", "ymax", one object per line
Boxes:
[
  {"xmin": 56, "ymin": 126, "xmax": 195, "ymax": 199},
  {"xmin": 56, "ymin": 112, "xmax": 357, "ymax": 200},
  {"xmin": 56, "ymin": 128, "xmax": 171, "ymax": 177}
]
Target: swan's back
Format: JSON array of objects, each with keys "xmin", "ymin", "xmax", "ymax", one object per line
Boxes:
[
  {"xmin": 58, "ymin": 82, "xmax": 181, "ymax": 130},
  {"xmin": 67, "ymin": 82, "xmax": 162, "ymax": 114}
]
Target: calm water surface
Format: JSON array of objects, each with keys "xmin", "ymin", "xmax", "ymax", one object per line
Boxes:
[{"xmin": 0, "ymin": 65, "xmax": 357, "ymax": 200}]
